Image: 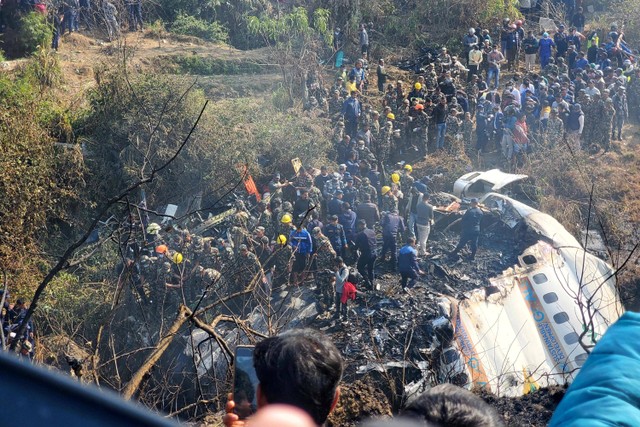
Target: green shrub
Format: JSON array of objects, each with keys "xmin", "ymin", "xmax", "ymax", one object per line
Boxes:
[
  {"xmin": 170, "ymin": 12, "xmax": 228, "ymax": 42},
  {"xmin": 18, "ymin": 12, "xmax": 52, "ymax": 55},
  {"xmin": 171, "ymin": 54, "xmax": 270, "ymax": 75},
  {"xmin": 0, "ymin": 49, "xmax": 5, "ymax": 62}
]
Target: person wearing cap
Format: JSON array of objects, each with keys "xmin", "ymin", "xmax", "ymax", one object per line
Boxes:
[
  {"xmin": 324, "ymin": 214, "xmax": 348, "ymax": 257},
  {"xmin": 539, "ymin": 32, "xmax": 555, "ymax": 69},
  {"xmin": 322, "ymin": 172, "xmax": 344, "ymax": 202},
  {"xmin": 342, "ymin": 90, "xmax": 362, "ymax": 139},
  {"xmin": 599, "ymin": 98, "xmax": 616, "ymax": 152},
  {"xmin": 380, "ymin": 208, "xmax": 406, "ymax": 270},
  {"xmin": 505, "ymin": 24, "xmax": 519, "ymax": 72},
  {"xmin": 354, "ymin": 219, "xmax": 377, "ymax": 289},
  {"xmin": 449, "ymin": 198, "xmax": 483, "ymax": 260},
  {"xmin": 327, "ymin": 189, "xmax": 344, "ymax": 217},
  {"xmin": 268, "ymin": 173, "xmax": 289, "ymax": 200},
  {"xmin": 311, "ymin": 227, "xmax": 337, "ymax": 312},
  {"xmin": 357, "ymin": 177, "xmax": 378, "ymax": 205},
  {"xmin": 463, "ymin": 28, "xmax": 479, "ymax": 67},
  {"xmin": 237, "ymin": 244, "xmax": 264, "ymax": 290},
  {"xmin": 554, "ymin": 24, "xmax": 569, "ymax": 58},
  {"xmin": 293, "ymin": 189, "xmax": 313, "ymax": 220},
  {"xmin": 611, "ymin": 86, "xmax": 628, "ymax": 141}
]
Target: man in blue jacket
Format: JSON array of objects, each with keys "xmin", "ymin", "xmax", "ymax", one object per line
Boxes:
[
  {"xmin": 342, "ymin": 91, "xmax": 362, "ymax": 138},
  {"xmin": 289, "ymin": 225, "xmax": 313, "ymax": 285},
  {"xmin": 398, "ymin": 237, "xmax": 425, "ymax": 290}
]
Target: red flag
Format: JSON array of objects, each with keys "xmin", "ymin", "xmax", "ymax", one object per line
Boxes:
[{"xmin": 244, "ymin": 174, "xmax": 261, "ymax": 202}]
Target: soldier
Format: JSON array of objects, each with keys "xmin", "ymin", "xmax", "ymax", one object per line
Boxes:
[
  {"xmin": 342, "ymin": 178, "xmax": 358, "ymax": 207},
  {"xmin": 357, "ymin": 177, "xmax": 378, "ymax": 204},
  {"xmin": 599, "ymin": 98, "xmax": 616, "ymax": 152},
  {"xmin": 399, "ymin": 165, "xmax": 415, "ymax": 197},
  {"xmin": 381, "ymin": 186, "xmax": 398, "ymax": 213},
  {"xmin": 329, "ymin": 90, "xmax": 344, "ymax": 118},
  {"xmin": 611, "ymin": 87, "xmax": 628, "ymax": 141},
  {"xmin": 278, "ymin": 214, "xmax": 294, "ymax": 243},
  {"xmin": 324, "ymin": 214, "xmax": 348, "ymax": 257},
  {"xmin": 545, "ymin": 108, "xmax": 565, "ymax": 147},
  {"xmin": 311, "ymin": 227, "xmax": 337, "ymax": 312},
  {"xmin": 322, "ymin": 173, "xmax": 344, "ymax": 201},
  {"xmin": 256, "ymin": 201, "xmax": 274, "ymax": 239},
  {"xmin": 155, "ymin": 261, "xmax": 180, "ymax": 313},
  {"xmin": 270, "ymin": 235, "xmax": 292, "ymax": 287},
  {"xmin": 235, "ymin": 244, "xmax": 263, "ymax": 291}
]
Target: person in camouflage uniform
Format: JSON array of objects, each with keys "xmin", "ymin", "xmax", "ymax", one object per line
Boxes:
[
  {"xmin": 466, "ymin": 76, "xmax": 479, "ymax": 117},
  {"xmin": 235, "ymin": 244, "xmax": 263, "ymax": 291},
  {"xmin": 627, "ymin": 69, "xmax": 640, "ymax": 123},
  {"xmin": 154, "ymin": 261, "xmax": 179, "ymax": 314},
  {"xmin": 255, "ymin": 201, "xmax": 274, "ymax": 239},
  {"xmin": 399, "ymin": 165, "xmax": 415, "ymax": 198},
  {"xmin": 381, "ymin": 190, "xmax": 399, "ymax": 213},
  {"xmin": 328, "ymin": 90, "xmax": 344, "ymax": 118},
  {"xmin": 542, "ymin": 58, "xmax": 559, "ymax": 79},
  {"xmin": 545, "ymin": 109, "xmax": 565, "ymax": 147},
  {"xmin": 311, "ymin": 227, "xmax": 337, "ymax": 312},
  {"xmin": 357, "ymin": 177, "xmax": 378, "ymax": 204},
  {"xmin": 356, "ymin": 140, "xmax": 377, "ymax": 163},
  {"xmin": 556, "ymin": 57, "xmax": 568, "ymax": 76},
  {"xmin": 580, "ymin": 94, "xmax": 597, "ymax": 147},
  {"xmin": 272, "ymin": 235, "xmax": 293, "ymax": 286},
  {"xmin": 611, "ymin": 87, "xmax": 628, "ymax": 140},
  {"xmin": 446, "ymin": 109, "xmax": 463, "ymax": 152},
  {"xmin": 598, "ymin": 98, "xmax": 615, "ymax": 151},
  {"xmin": 461, "ymin": 112, "xmax": 474, "ymax": 154},
  {"xmin": 379, "ymin": 116, "xmax": 394, "ymax": 165}
]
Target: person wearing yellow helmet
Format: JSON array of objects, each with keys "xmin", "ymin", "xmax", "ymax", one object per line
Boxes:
[
  {"xmin": 281, "ymin": 214, "xmax": 292, "ymax": 224},
  {"xmin": 409, "ymin": 82, "xmax": 425, "ymax": 102},
  {"xmin": 401, "ymin": 165, "xmax": 415, "ymax": 195},
  {"xmin": 386, "ymin": 113, "xmax": 395, "ymax": 120},
  {"xmin": 390, "ymin": 173, "xmax": 400, "ymax": 184},
  {"xmin": 381, "ymin": 185, "xmax": 391, "ymax": 196},
  {"xmin": 277, "ymin": 234, "xmax": 287, "ymax": 245}
]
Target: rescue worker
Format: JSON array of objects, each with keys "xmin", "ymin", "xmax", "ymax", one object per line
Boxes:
[
  {"xmin": 312, "ymin": 227, "xmax": 337, "ymax": 312},
  {"xmin": 449, "ymin": 198, "xmax": 483, "ymax": 260}
]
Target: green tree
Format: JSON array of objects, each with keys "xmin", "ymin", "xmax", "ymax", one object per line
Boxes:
[{"xmin": 247, "ymin": 7, "xmax": 333, "ymax": 103}]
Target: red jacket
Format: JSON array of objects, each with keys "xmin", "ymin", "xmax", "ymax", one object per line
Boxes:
[{"xmin": 341, "ymin": 281, "xmax": 357, "ymax": 304}]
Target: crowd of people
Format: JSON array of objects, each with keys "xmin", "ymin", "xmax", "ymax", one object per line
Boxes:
[
  {"xmin": 1, "ymin": 290, "xmax": 35, "ymax": 358},
  {"xmin": 309, "ymin": 18, "xmax": 639, "ymax": 173},
  {"xmin": 0, "ymin": 0, "xmax": 143, "ymax": 45}
]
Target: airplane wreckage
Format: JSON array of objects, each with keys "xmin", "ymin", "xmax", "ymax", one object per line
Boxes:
[{"xmin": 171, "ymin": 169, "xmax": 623, "ymax": 402}]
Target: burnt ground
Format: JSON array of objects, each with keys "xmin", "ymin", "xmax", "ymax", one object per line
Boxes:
[
  {"xmin": 303, "ymin": 209, "xmax": 559, "ymax": 426},
  {"xmin": 478, "ymin": 385, "xmax": 566, "ymax": 427}
]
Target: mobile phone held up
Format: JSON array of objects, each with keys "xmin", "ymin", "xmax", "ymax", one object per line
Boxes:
[{"xmin": 233, "ymin": 345, "xmax": 259, "ymax": 419}]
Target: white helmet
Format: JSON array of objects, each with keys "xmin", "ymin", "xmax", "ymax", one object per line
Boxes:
[{"xmin": 469, "ymin": 28, "xmax": 476, "ymax": 34}]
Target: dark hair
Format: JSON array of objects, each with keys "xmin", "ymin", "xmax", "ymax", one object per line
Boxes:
[
  {"xmin": 402, "ymin": 384, "xmax": 504, "ymax": 427},
  {"xmin": 253, "ymin": 329, "xmax": 344, "ymax": 425}
]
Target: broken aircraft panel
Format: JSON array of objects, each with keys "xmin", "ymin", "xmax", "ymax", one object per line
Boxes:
[
  {"xmin": 453, "ymin": 169, "xmax": 529, "ymax": 199},
  {"xmin": 439, "ymin": 192, "xmax": 623, "ymax": 397}
]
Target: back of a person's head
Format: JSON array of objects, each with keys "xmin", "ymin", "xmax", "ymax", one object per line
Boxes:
[
  {"xmin": 254, "ymin": 329, "xmax": 344, "ymax": 426},
  {"xmin": 401, "ymin": 384, "xmax": 504, "ymax": 427}
]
